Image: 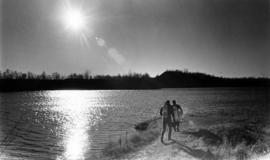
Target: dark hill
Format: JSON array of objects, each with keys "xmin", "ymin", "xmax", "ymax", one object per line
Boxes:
[{"xmin": 156, "ymin": 70, "xmax": 269, "ymax": 88}]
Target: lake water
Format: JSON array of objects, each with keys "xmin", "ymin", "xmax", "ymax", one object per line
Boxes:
[{"xmin": 0, "ymin": 88, "xmax": 269, "ymax": 160}]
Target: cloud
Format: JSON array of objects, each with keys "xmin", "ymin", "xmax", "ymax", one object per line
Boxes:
[{"xmin": 108, "ymin": 48, "xmax": 125, "ymax": 65}]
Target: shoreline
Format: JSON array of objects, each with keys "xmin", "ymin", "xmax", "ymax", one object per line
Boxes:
[{"xmin": 0, "ymin": 83, "xmax": 269, "ymax": 92}]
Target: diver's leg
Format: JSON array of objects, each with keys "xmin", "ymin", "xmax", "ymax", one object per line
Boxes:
[
  {"xmin": 173, "ymin": 121, "xmax": 177, "ymax": 132},
  {"xmin": 168, "ymin": 122, "xmax": 172, "ymax": 140},
  {"xmin": 161, "ymin": 119, "xmax": 167, "ymax": 142}
]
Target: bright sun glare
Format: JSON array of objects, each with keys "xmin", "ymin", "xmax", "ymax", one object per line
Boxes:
[{"xmin": 62, "ymin": 7, "xmax": 87, "ymax": 33}]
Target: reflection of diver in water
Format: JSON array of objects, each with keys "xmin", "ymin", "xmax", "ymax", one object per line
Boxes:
[
  {"xmin": 172, "ymin": 100, "xmax": 183, "ymax": 132},
  {"xmin": 160, "ymin": 100, "xmax": 175, "ymax": 143}
]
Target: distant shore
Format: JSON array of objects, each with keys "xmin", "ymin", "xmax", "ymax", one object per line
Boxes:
[{"xmin": 0, "ymin": 70, "xmax": 269, "ymax": 92}]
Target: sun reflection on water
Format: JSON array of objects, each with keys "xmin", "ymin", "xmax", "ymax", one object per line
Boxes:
[{"xmin": 50, "ymin": 90, "xmax": 102, "ymax": 160}]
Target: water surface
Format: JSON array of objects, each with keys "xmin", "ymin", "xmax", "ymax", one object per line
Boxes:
[{"xmin": 0, "ymin": 88, "xmax": 269, "ymax": 159}]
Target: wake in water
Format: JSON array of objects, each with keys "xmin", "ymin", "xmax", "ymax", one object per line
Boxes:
[{"xmin": 102, "ymin": 112, "xmax": 270, "ymax": 160}]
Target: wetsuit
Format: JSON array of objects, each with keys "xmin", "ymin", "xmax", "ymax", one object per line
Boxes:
[
  {"xmin": 160, "ymin": 104, "xmax": 175, "ymax": 141},
  {"xmin": 172, "ymin": 104, "xmax": 183, "ymax": 131},
  {"xmin": 160, "ymin": 104, "xmax": 175, "ymax": 123}
]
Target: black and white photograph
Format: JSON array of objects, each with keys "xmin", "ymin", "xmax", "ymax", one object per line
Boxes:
[{"xmin": 0, "ymin": 0, "xmax": 269, "ymax": 159}]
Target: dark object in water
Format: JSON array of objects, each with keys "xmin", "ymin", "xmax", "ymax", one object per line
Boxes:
[
  {"xmin": 134, "ymin": 122, "xmax": 149, "ymax": 131},
  {"xmin": 134, "ymin": 117, "xmax": 160, "ymax": 131}
]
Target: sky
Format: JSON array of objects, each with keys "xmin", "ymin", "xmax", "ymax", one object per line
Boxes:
[{"xmin": 0, "ymin": 0, "xmax": 269, "ymax": 77}]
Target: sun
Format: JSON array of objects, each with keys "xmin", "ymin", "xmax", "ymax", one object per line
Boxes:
[
  {"xmin": 59, "ymin": 2, "xmax": 95, "ymax": 45},
  {"xmin": 62, "ymin": 7, "xmax": 87, "ymax": 33}
]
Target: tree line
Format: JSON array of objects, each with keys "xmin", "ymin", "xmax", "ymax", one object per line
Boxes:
[
  {"xmin": 0, "ymin": 69, "xmax": 150, "ymax": 80},
  {"xmin": 0, "ymin": 69, "xmax": 269, "ymax": 91}
]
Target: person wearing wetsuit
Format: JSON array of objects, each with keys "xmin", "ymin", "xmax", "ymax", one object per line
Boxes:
[
  {"xmin": 160, "ymin": 100, "xmax": 175, "ymax": 142},
  {"xmin": 172, "ymin": 100, "xmax": 183, "ymax": 132}
]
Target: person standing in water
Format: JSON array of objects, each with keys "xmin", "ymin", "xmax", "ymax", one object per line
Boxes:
[
  {"xmin": 160, "ymin": 100, "xmax": 175, "ymax": 142},
  {"xmin": 172, "ymin": 100, "xmax": 183, "ymax": 132}
]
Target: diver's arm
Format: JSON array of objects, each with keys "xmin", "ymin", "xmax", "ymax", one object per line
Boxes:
[{"xmin": 179, "ymin": 105, "xmax": 183, "ymax": 115}]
